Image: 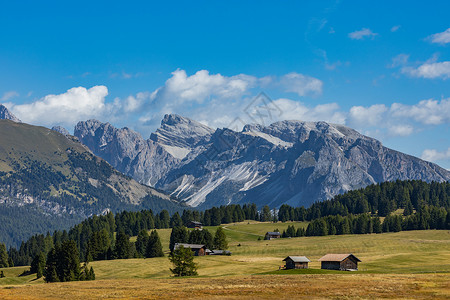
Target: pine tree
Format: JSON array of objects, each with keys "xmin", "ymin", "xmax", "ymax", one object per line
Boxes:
[
  {"xmin": 44, "ymin": 240, "xmax": 80, "ymax": 282},
  {"xmin": 404, "ymin": 200, "xmax": 414, "ymax": 216},
  {"xmin": 89, "ymin": 266, "xmax": 95, "ymax": 280},
  {"xmin": 373, "ymin": 217, "xmax": 382, "ymax": 233},
  {"xmin": 44, "ymin": 247, "xmax": 59, "ymax": 282},
  {"xmin": 135, "ymin": 230, "xmax": 149, "ymax": 257},
  {"xmin": 261, "ymin": 205, "xmax": 271, "ymax": 222},
  {"xmin": 87, "ymin": 229, "xmax": 111, "ymax": 261},
  {"xmin": 170, "ymin": 212, "xmax": 183, "ymax": 228},
  {"xmin": 169, "ymin": 226, "xmax": 189, "ymax": 252},
  {"xmin": 213, "ymin": 227, "xmax": 228, "ymax": 250},
  {"xmin": 0, "ymin": 243, "xmax": 9, "ymax": 268},
  {"xmin": 169, "ymin": 245, "xmax": 198, "ymax": 277},
  {"xmin": 30, "ymin": 252, "xmax": 46, "ymax": 278},
  {"xmin": 114, "ymin": 231, "xmax": 130, "ymax": 259},
  {"xmin": 58, "ymin": 240, "xmax": 81, "ymax": 282},
  {"xmin": 159, "ymin": 210, "xmax": 170, "ymax": 228},
  {"xmin": 286, "ymin": 225, "xmax": 296, "ymax": 237},
  {"xmin": 146, "ymin": 230, "xmax": 164, "ymax": 258}
]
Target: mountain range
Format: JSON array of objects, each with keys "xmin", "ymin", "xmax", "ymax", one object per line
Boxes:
[{"xmin": 74, "ymin": 114, "xmax": 450, "ymax": 209}]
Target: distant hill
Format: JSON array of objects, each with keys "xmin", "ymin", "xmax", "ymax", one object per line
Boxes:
[{"xmin": 0, "ymin": 120, "xmax": 184, "ymax": 247}]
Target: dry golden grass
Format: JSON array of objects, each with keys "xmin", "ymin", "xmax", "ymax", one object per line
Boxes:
[{"xmin": 0, "ymin": 274, "xmax": 448, "ymax": 299}]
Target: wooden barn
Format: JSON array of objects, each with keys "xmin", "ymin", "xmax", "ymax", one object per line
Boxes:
[
  {"xmin": 283, "ymin": 256, "xmax": 311, "ymax": 269},
  {"xmin": 173, "ymin": 243, "xmax": 209, "ymax": 256},
  {"xmin": 265, "ymin": 231, "xmax": 281, "ymax": 240},
  {"xmin": 318, "ymin": 254, "xmax": 361, "ymax": 271},
  {"xmin": 188, "ymin": 221, "xmax": 203, "ymax": 229}
]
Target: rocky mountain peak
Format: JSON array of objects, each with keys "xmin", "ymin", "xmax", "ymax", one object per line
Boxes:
[
  {"xmin": 0, "ymin": 104, "xmax": 21, "ymax": 122},
  {"xmin": 150, "ymin": 114, "xmax": 214, "ymax": 149},
  {"xmin": 51, "ymin": 126, "xmax": 70, "ymax": 136}
]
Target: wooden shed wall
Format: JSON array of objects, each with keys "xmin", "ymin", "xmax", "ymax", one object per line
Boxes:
[
  {"xmin": 321, "ymin": 261, "xmax": 341, "ymax": 270},
  {"xmin": 340, "ymin": 257, "xmax": 358, "ymax": 270}
]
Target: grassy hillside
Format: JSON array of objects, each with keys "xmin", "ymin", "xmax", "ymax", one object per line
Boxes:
[
  {"xmin": 2, "ymin": 223, "xmax": 449, "ymax": 282},
  {"xmin": 0, "ymin": 222, "xmax": 449, "ymax": 298}
]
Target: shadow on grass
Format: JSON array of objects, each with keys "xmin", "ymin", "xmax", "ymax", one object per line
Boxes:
[{"xmin": 258, "ymin": 268, "xmax": 349, "ymax": 275}]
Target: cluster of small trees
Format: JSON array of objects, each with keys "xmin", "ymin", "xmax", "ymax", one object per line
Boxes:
[
  {"xmin": 43, "ymin": 240, "xmax": 95, "ymax": 282},
  {"xmin": 135, "ymin": 230, "xmax": 164, "ymax": 258},
  {"xmin": 86, "ymin": 229, "xmax": 164, "ymax": 261},
  {"xmin": 169, "ymin": 226, "xmax": 228, "ymax": 251},
  {"xmin": 279, "ymin": 225, "xmax": 306, "ymax": 238}
]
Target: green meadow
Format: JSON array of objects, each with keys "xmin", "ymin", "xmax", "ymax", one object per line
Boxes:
[{"xmin": 1, "ymin": 222, "xmax": 449, "ymax": 299}]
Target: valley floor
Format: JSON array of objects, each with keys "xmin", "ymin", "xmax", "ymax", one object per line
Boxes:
[{"xmin": 1, "ymin": 223, "xmax": 449, "ymax": 299}]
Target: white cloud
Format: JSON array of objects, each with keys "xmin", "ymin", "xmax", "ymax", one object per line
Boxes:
[
  {"xmin": 272, "ymin": 99, "xmax": 345, "ymax": 124},
  {"xmin": 348, "ymin": 28, "xmax": 378, "ymax": 40},
  {"xmin": 152, "ymin": 69, "xmax": 258, "ymax": 108},
  {"xmin": 343, "ymin": 98, "xmax": 450, "ymax": 138},
  {"xmin": 402, "ymin": 61, "xmax": 450, "ymax": 79},
  {"xmin": 122, "ymin": 91, "xmax": 153, "ymax": 113},
  {"xmin": 389, "ymin": 125, "xmax": 413, "ymax": 136},
  {"xmin": 390, "ymin": 99, "xmax": 450, "ymax": 125},
  {"xmin": 421, "ymin": 147, "xmax": 450, "ymax": 162},
  {"xmin": 427, "ymin": 28, "xmax": 450, "ymax": 45},
  {"xmin": 1, "ymin": 91, "xmax": 19, "ymax": 101},
  {"xmin": 347, "ymin": 104, "xmax": 388, "ymax": 127},
  {"xmin": 389, "ymin": 54, "xmax": 409, "ymax": 68},
  {"xmin": 391, "ymin": 25, "xmax": 401, "ymax": 32},
  {"xmin": 10, "ymin": 86, "xmax": 110, "ymax": 128},
  {"xmin": 279, "ymin": 72, "xmax": 323, "ymax": 96}
]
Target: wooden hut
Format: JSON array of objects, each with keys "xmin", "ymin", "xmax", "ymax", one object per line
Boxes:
[
  {"xmin": 318, "ymin": 254, "xmax": 361, "ymax": 271},
  {"xmin": 188, "ymin": 221, "xmax": 203, "ymax": 229},
  {"xmin": 173, "ymin": 243, "xmax": 209, "ymax": 256},
  {"xmin": 283, "ymin": 256, "xmax": 311, "ymax": 269},
  {"xmin": 265, "ymin": 231, "xmax": 281, "ymax": 240}
]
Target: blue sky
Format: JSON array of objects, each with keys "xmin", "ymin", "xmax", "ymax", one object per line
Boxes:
[{"xmin": 1, "ymin": 1, "xmax": 450, "ymax": 169}]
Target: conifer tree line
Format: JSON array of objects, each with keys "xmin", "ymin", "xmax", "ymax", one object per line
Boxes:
[
  {"xmin": 277, "ymin": 180, "xmax": 449, "ymax": 221},
  {"xmin": 2, "ymin": 180, "xmax": 448, "ymax": 268}
]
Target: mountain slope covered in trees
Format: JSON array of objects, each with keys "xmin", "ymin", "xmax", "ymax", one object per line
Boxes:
[{"xmin": 0, "ymin": 120, "xmax": 184, "ymax": 247}]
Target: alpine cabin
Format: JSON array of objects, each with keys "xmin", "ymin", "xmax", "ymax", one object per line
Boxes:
[
  {"xmin": 173, "ymin": 243, "xmax": 209, "ymax": 256},
  {"xmin": 265, "ymin": 231, "xmax": 281, "ymax": 240},
  {"xmin": 283, "ymin": 256, "xmax": 311, "ymax": 269},
  {"xmin": 318, "ymin": 253, "xmax": 361, "ymax": 271},
  {"xmin": 188, "ymin": 221, "xmax": 203, "ymax": 229}
]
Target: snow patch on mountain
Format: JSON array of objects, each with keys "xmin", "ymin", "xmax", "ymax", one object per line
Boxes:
[
  {"xmin": 161, "ymin": 144, "xmax": 191, "ymax": 159},
  {"xmin": 243, "ymin": 131, "xmax": 293, "ymax": 147}
]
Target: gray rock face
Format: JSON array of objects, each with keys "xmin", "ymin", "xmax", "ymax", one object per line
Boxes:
[
  {"xmin": 150, "ymin": 114, "xmax": 214, "ymax": 148},
  {"xmin": 74, "ymin": 115, "xmax": 450, "ymax": 209},
  {"xmin": 74, "ymin": 119, "xmax": 180, "ymax": 186},
  {"xmin": 0, "ymin": 104, "xmax": 21, "ymax": 122},
  {"xmin": 51, "ymin": 126, "xmax": 70, "ymax": 136}
]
